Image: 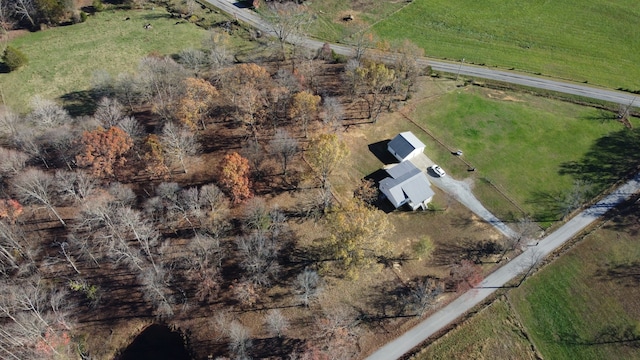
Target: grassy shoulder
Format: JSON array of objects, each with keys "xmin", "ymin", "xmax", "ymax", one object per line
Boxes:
[
  {"xmin": 407, "ymin": 84, "xmax": 636, "ymax": 226},
  {"xmin": 1, "ymin": 7, "xmax": 207, "ymax": 112},
  {"xmin": 372, "ymin": 0, "xmax": 640, "ymax": 90},
  {"xmin": 508, "ymin": 205, "xmax": 640, "ymax": 360},
  {"xmin": 413, "ymin": 297, "xmax": 537, "ymax": 360}
]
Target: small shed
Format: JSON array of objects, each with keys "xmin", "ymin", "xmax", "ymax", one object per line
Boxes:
[
  {"xmin": 387, "ymin": 132, "xmax": 426, "ymax": 162},
  {"xmin": 379, "ymin": 161, "xmax": 434, "ymax": 210}
]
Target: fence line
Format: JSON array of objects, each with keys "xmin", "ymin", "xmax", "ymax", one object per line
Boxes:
[{"xmin": 398, "ymin": 109, "xmax": 527, "ymax": 216}]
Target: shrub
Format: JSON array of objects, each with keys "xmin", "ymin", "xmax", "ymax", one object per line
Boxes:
[
  {"xmin": 331, "ymin": 50, "xmax": 348, "ymax": 64},
  {"xmin": 3, "ymin": 46, "xmax": 28, "ymax": 72},
  {"xmin": 93, "ymin": 0, "xmax": 104, "ymax": 12},
  {"xmin": 80, "ymin": 11, "xmax": 88, "ymax": 22},
  {"xmin": 414, "ymin": 236, "xmax": 435, "ymax": 259}
]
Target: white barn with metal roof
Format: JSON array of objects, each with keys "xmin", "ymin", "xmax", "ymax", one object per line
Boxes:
[{"xmin": 387, "ymin": 132, "xmax": 426, "ymax": 162}]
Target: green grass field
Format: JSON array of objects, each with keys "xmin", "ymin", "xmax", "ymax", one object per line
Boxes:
[
  {"xmin": 305, "ymin": 0, "xmax": 407, "ymax": 42},
  {"xmin": 508, "ymin": 204, "xmax": 640, "ymax": 359},
  {"xmin": 410, "ymin": 86, "xmax": 637, "ymax": 225},
  {"xmin": 419, "ymin": 200, "xmax": 640, "ymax": 359},
  {"xmin": 415, "ymin": 297, "xmax": 537, "ymax": 360},
  {"xmin": 307, "ymin": 0, "xmax": 640, "ymax": 91},
  {"xmin": 0, "ymin": 8, "xmax": 207, "ymax": 112}
]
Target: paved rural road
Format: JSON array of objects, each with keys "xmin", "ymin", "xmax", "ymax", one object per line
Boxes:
[
  {"xmin": 201, "ymin": 1, "xmax": 640, "ymax": 358},
  {"xmin": 205, "ymin": 0, "xmax": 638, "ymax": 106},
  {"xmin": 366, "ymin": 173, "xmax": 640, "ymax": 360}
]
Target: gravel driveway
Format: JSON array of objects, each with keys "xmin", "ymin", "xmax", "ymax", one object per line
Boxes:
[{"xmin": 409, "ymin": 154, "xmax": 517, "ymax": 239}]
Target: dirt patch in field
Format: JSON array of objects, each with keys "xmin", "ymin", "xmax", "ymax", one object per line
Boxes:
[{"xmin": 486, "ymin": 90, "xmax": 525, "ymax": 102}]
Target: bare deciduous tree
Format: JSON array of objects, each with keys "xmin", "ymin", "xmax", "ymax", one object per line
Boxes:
[
  {"xmin": 117, "ymin": 115, "xmax": 145, "ymax": 141},
  {"xmin": 178, "ymin": 48, "xmax": 209, "ymax": 75},
  {"xmin": 242, "ymin": 140, "xmax": 266, "ymax": 179},
  {"xmin": 94, "ymin": 97, "xmax": 124, "ymax": 128},
  {"xmin": 13, "ymin": 127, "xmax": 49, "ymax": 168},
  {"xmin": 160, "ymin": 122, "xmax": 199, "ymax": 174},
  {"xmin": 113, "ymin": 72, "xmax": 142, "ymax": 112},
  {"xmin": 314, "ymin": 305, "xmax": 360, "ymax": 360},
  {"xmin": 265, "ymin": 309, "xmax": 289, "ymax": 338},
  {"xmin": 269, "ymin": 128, "xmax": 298, "ymax": 177},
  {"xmin": 12, "ymin": 0, "xmax": 37, "ymax": 28},
  {"xmin": 294, "ymin": 269, "xmax": 322, "ymax": 307},
  {"xmin": 202, "ymin": 29, "xmax": 233, "ymax": 71},
  {"xmin": 392, "ymin": 39, "xmax": 424, "ymax": 100},
  {"xmin": 237, "ymin": 231, "xmax": 280, "ymax": 287},
  {"xmin": 0, "ymin": 0, "xmax": 14, "ymax": 34},
  {"xmin": 228, "ymin": 321, "xmax": 252, "ymax": 360},
  {"xmin": 0, "ymin": 219, "xmax": 31, "ymax": 276},
  {"xmin": 0, "ymin": 276, "xmax": 73, "ymax": 359},
  {"xmin": 0, "ymin": 105, "xmax": 20, "ymax": 139},
  {"xmin": 26, "ymin": 96, "xmax": 72, "ymax": 128},
  {"xmin": 402, "ymin": 278, "xmax": 443, "ymax": 316},
  {"xmin": 263, "ymin": 2, "xmax": 310, "ymax": 63},
  {"xmin": 11, "ymin": 168, "xmax": 65, "ymax": 226},
  {"xmin": 321, "ymin": 97, "xmax": 344, "ymax": 133},
  {"xmin": 137, "ymin": 56, "xmax": 187, "ymax": 120},
  {"xmin": 0, "ymin": 147, "xmax": 29, "ymax": 179},
  {"xmin": 184, "ymin": 232, "xmax": 225, "ymax": 302},
  {"xmin": 55, "ymin": 170, "xmax": 97, "ymax": 204},
  {"xmin": 139, "ymin": 266, "xmax": 174, "ymax": 318},
  {"xmin": 46, "ymin": 126, "xmax": 80, "ymax": 171}
]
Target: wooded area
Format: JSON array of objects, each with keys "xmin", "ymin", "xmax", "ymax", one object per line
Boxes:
[{"xmin": 0, "ymin": 2, "xmax": 511, "ymax": 359}]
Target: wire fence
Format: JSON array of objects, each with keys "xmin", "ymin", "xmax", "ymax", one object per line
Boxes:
[{"xmin": 398, "ymin": 108, "xmax": 527, "ymax": 217}]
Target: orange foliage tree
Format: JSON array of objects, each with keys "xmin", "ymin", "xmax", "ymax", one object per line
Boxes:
[
  {"xmin": 0, "ymin": 199, "xmax": 23, "ymax": 222},
  {"xmin": 76, "ymin": 126, "xmax": 133, "ymax": 178},
  {"xmin": 176, "ymin": 77, "xmax": 219, "ymax": 130},
  {"xmin": 221, "ymin": 63, "xmax": 273, "ymax": 140},
  {"xmin": 219, "ymin": 152, "xmax": 252, "ymax": 204},
  {"xmin": 289, "ymin": 90, "xmax": 321, "ymax": 138}
]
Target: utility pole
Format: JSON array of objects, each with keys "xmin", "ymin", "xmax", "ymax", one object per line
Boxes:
[{"xmin": 455, "ymin": 58, "xmax": 465, "ymax": 82}]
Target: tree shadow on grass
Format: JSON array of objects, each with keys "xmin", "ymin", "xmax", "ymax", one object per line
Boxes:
[
  {"xmin": 139, "ymin": 13, "xmax": 172, "ymax": 21},
  {"xmin": 526, "ymin": 190, "xmax": 565, "ymax": 223},
  {"xmin": 60, "ymin": 89, "xmax": 99, "ymax": 117},
  {"xmin": 559, "ymin": 128, "xmax": 640, "ymax": 188},
  {"xmin": 581, "ymin": 109, "xmax": 618, "ymax": 123},
  {"xmin": 556, "ymin": 324, "xmax": 640, "ymax": 348},
  {"xmin": 431, "ymin": 238, "xmax": 503, "ymax": 266},
  {"xmin": 526, "ymin": 128, "xmax": 640, "ymax": 223},
  {"xmin": 249, "ymin": 337, "xmax": 304, "ymax": 359},
  {"xmin": 595, "ymin": 261, "xmax": 640, "ymax": 287}
]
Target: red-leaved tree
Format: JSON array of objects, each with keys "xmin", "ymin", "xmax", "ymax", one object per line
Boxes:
[
  {"xmin": 0, "ymin": 199, "xmax": 23, "ymax": 222},
  {"xmin": 76, "ymin": 126, "xmax": 133, "ymax": 178},
  {"xmin": 449, "ymin": 259, "xmax": 484, "ymax": 292},
  {"xmin": 219, "ymin": 152, "xmax": 252, "ymax": 204}
]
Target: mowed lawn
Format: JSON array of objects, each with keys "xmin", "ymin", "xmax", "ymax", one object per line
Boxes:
[
  {"xmin": 1, "ymin": 8, "xmax": 206, "ymax": 112},
  {"xmin": 372, "ymin": 0, "xmax": 640, "ymax": 90},
  {"xmin": 410, "ymin": 86, "xmax": 633, "ymax": 224},
  {"xmin": 508, "ymin": 204, "xmax": 640, "ymax": 359}
]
